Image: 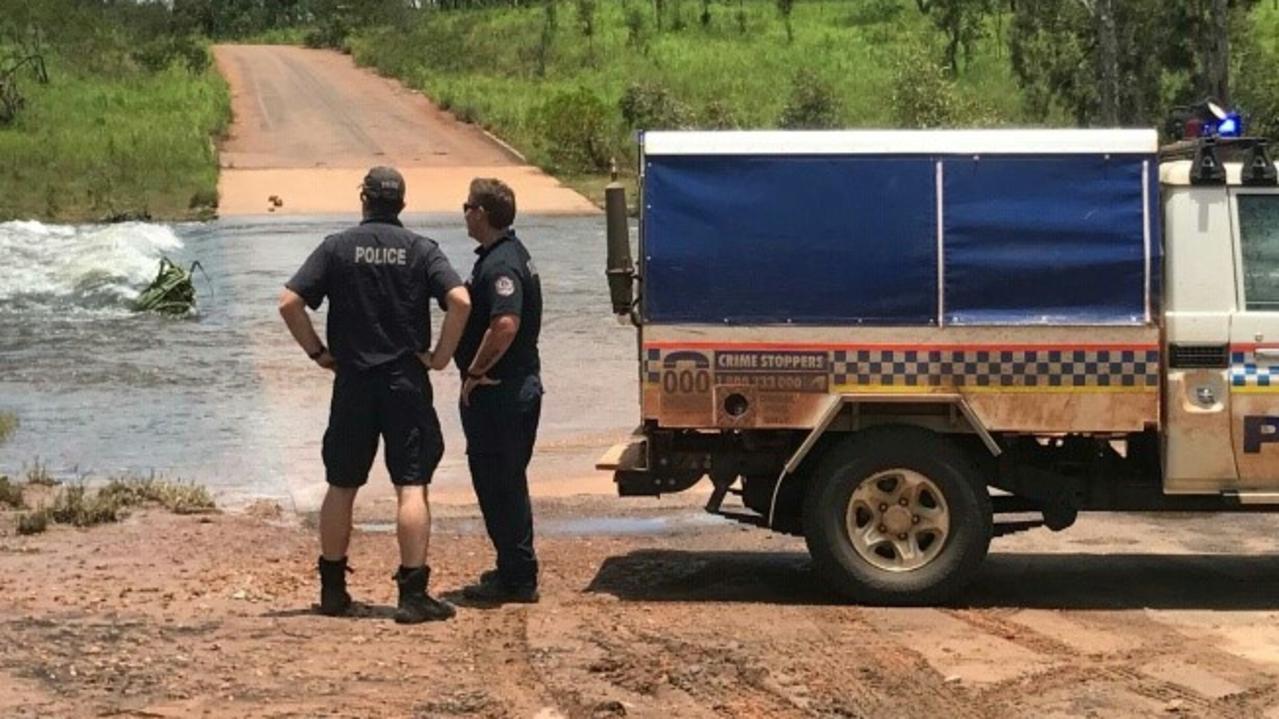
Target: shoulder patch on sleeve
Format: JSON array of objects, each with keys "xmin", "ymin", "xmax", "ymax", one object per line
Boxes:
[{"xmin": 495, "ymin": 275, "xmax": 516, "ymax": 297}]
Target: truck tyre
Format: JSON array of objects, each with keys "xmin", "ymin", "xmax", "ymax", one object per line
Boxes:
[{"xmin": 802, "ymin": 427, "xmax": 992, "ymax": 605}]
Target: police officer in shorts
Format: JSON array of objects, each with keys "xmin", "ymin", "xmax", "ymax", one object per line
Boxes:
[
  {"xmin": 278, "ymin": 167, "xmax": 471, "ymax": 623},
  {"xmin": 456, "ymin": 178, "xmax": 544, "ymax": 603}
]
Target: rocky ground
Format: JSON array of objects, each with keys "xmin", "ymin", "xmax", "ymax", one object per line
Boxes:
[{"xmin": 3, "ymin": 496, "xmax": 1279, "ymax": 718}]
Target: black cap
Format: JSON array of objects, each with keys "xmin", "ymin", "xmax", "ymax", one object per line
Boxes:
[{"xmin": 361, "ymin": 166, "xmax": 406, "ymax": 201}]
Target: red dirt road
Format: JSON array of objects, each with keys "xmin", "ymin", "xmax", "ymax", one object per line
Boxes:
[
  {"xmin": 212, "ymin": 45, "xmax": 597, "ymax": 216},
  {"xmin": 6, "ymin": 498, "xmax": 1279, "ymax": 718}
]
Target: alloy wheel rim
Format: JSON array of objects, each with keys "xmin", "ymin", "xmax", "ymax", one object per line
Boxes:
[{"xmin": 845, "ymin": 468, "xmax": 950, "ymax": 572}]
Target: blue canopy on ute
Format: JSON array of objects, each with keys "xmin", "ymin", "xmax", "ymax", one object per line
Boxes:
[{"xmin": 641, "ymin": 130, "xmax": 1160, "ymax": 327}]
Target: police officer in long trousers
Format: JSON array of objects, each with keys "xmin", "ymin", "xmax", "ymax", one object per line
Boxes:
[
  {"xmin": 455, "ymin": 178, "xmax": 544, "ymax": 604},
  {"xmin": 278, "ymin": 167, "xmax": 472, "ymax": 623}
]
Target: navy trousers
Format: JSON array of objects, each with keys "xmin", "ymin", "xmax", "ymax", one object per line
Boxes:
[{"xmin": 460, "ymin": 374, "xmax": 542, "ymax": 587}]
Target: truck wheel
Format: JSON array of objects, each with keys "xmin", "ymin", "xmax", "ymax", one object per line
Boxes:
[{"xmin": 802, "ymin": 427, "xmax": 992, "ymax": 605}]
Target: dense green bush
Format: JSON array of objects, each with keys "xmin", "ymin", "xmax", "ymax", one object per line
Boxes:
[
  {"xmin": 891, "ymin": 42, "xmax": 964, "ymax": 128},
  {"xmin": 699, "ymin": 100, "xmax": 739, "ymax": 129},
  {"xmin": 131, "ymin": 36, "xmax": 211, "ymax": 75},
  {"xmin": 843, "ymin": 0, "xmax": 905, "ymax": 27},
  {"xmin": 619, "ymin": 81, "xmax": 694, "ymax": 130},
  {"xmin": 778, "ymin": 71, "xmax": 841, "ymax": 129},
  {"xmin": 531, "ymin": 87, "xmax": 615, "ymax": 173}
]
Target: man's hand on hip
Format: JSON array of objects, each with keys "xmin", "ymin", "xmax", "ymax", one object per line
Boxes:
[{"xmin": 461, "ymin": 374, "xmax": 501, "ymax": 407}]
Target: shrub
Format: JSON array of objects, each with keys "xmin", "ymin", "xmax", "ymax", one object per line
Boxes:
[
  {"xmin": 25, "ymin": 458, "xmax": 57, "ymax": 487},
  {"xmin": 779, "ymin": 71, "xmax": 841, "ymax": 129},
  {"xmin": 48, "ymin": 485, "xmax": 124, "ymax": 527},
  {"xmin": 619, "ymin": 81, "xmax": 693, "ymax": 130},
  {"xmin": 843, "ymin": 0, "xmax": 904, "ymax": 27},
  {"xmin": 9, "ymin": 475, "xmax": 215, "ymax": 536},
  {"xmin": 131, "ymin": 37, "xmax": 209, "ymax": 75},
  {"xmin": 17, "ymin": 511, "xmax": 48, "ymax": 536},
  {"xmin": 305, "ymin": 18, "xmax": 349, "ymax": 50},
  {"xmin": 888, "ymin": 42, "xmax": 996, "ymax": 128},
  {"xmin": 699, "ymin": 100, "xmax": 739, "ymax": 129},
  {"xmin": 531, "ymin": 87, "xmax": 615, "ymax": 173},
  {"xmin": 97, "ymin": 475, "xmax": 216, "ymax": 515},
  {"xmin": 0, "ymin": 476, "xmax": 23, "ymax": 509}
]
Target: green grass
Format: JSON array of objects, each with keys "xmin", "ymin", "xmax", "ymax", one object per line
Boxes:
[
  {"xmin": 0, "ymin": 58, "xmax": 230, "ymax": 223},
  {"xmin": 348, "ymin": 0, "xmax": 1027, "ymax": 187}
]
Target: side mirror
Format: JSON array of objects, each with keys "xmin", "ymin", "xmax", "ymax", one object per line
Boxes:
[{"xmin": 605, "ymin": 178, "xmax": 635, "ymax": 317}]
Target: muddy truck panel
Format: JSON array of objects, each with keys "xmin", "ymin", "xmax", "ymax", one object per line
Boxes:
[{"xmin": 600, "ymin": 129, "xmax": 1279, "ymax": 604}]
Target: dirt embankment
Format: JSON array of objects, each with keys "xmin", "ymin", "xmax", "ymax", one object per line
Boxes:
[
  {"xmin": 5, "ymin": 498, "xmax": 1279, "ymax": 718},
  {"xmin": 212, "ymin": 45, "xmax": 597, "ymax": 217}
]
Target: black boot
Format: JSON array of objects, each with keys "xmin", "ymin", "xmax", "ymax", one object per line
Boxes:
[
  {"xmin": 394, "ymin": 566, "xmax": 455, "ymax": 624},
  {"xmin": 317, "ymin": 556, "xmax": 352, "ymax": 616},
  {"xmin": 462, "ymin": 569, "xmax": 539, "ymax": 604}
]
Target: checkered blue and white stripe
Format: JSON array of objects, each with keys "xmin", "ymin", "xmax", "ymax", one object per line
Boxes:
[
  {"xmin": 643, "ymin": 347, "xmax": 1161, "ymax": 389},
  {"xmin": 829, "ymin": 349, "xmax": 1159, "ymax": 388},
  {"xmin": 1231, "ymin": 352, "xmax": 1279, "ymax": 388}
]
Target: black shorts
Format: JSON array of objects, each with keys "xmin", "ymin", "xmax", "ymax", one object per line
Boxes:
[{"xmin": 322, "ymin": 355, "xmax": 444, "ymax": 488}]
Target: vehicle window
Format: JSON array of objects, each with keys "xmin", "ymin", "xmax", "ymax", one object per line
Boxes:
[{"xmin": 1239, "ymin": 194, "xmax": 1279, "ymax": 311}]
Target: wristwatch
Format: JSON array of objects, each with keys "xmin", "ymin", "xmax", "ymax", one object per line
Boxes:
[{"xmin": 308, "ymin": 345, "xmax": 327, "ymax": 361}]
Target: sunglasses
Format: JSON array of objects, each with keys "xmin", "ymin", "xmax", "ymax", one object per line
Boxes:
[{"xmin": 463, "ymin": 202, "xmax": 481, "ymax": 213}]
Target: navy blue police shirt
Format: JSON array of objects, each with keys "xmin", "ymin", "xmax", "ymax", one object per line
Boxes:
[
  {"xmin": 286, "ymin": 217, "xmax": 463, "ymax": 372},
  {"xmin": 456, "ymin": 231, "xmax": 542, "ymax": 379}
]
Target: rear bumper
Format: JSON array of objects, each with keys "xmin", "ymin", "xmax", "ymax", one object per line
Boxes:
[{"xmin": 596, "ymin": 431, "xmax": 647, "ymax": 473}]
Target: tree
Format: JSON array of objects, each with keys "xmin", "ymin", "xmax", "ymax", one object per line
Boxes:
[
  {"xmin": 1206, "ymin": 0, "xmax": 1230, "ymax": 104},
  {"xmin": 1009, "ymin": 0, "xmax": 1259, "ymax": 129},
  {"xmin": 777, "ymin": 0, "xmax": 795, "ymax": 43},
  {"xmin": 915, "ymin": 0, "xmax": 995, "ymax": 75}
]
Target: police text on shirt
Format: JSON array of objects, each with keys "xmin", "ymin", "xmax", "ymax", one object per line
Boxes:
[{"xmin": 354, "ymin": 246, "xmax": 408, "ymax": 265}]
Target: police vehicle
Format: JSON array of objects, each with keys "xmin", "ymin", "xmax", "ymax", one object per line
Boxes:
[{"xmin": 598, "ymin": 108, "xmax": 1279, "ymax": 604}]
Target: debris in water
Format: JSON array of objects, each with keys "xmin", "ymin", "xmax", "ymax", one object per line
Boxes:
[{"xmin": 132, "ymin": 257, "xmax": 207, "ymax": 316}]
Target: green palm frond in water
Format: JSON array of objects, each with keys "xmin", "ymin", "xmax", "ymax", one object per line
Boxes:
[{"xmin": 133, "ymin": 256, "xmax": 207, "ymax": 316}]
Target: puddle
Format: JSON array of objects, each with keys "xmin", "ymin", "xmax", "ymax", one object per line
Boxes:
[{"xmin": 357, "ymin": 512, "xmax": 731, "ymax": 537}]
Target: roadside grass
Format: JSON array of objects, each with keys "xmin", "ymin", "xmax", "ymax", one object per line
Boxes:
[
  {"xmin": 5, "ymin": 472, "xmax": 216, "ymax": 536},
  {"xmin": 0, "ymin": 58, "xmax": 230, "ymax": 223},
  {"xmin": 24, "ymin": 458, "xmax": 58, "ymax": 487},
  {"xmin": 349, "ymin": 0, "xmax": 1027, "ymax": 198},
  {"xmin": 96, "ymin": 475, "xmax": 217, "ymax": 515}
]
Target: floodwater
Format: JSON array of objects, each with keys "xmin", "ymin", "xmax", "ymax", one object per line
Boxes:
[{"xmin": 0, "ymin": 215, "xmax": 637, "ymax": 508}]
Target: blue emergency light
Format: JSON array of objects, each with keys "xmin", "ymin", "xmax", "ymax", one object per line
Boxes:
[
  {"xmin": 1188, "ymin": 101, "xmax": 1244, "ymax": 139},
  {"xmin": 1205, "ymin": 111, "xmax": 1243, "ymax": 138}
]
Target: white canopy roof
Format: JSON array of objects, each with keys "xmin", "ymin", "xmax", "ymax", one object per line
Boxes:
[{"xmin": 643, "ymin": 129, "xmax": 1159, "ymax": 156}]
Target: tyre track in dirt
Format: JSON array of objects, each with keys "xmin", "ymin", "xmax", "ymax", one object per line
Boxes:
[
  {"xmin": 464, "ymin": 606, "xmax": 571, "ymax": 719},
  {"xmin": 530, "ymin": 599, "xmax": 992, "ymax": 719},
  {"xmin": 941, "ymin": 608, "xmax": 1275, "ymax": 717}
]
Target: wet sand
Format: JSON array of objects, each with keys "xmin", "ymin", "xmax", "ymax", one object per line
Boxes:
[{"xmin": 212, "ymin": 45, "xmax": 597, "ymax": 216}]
